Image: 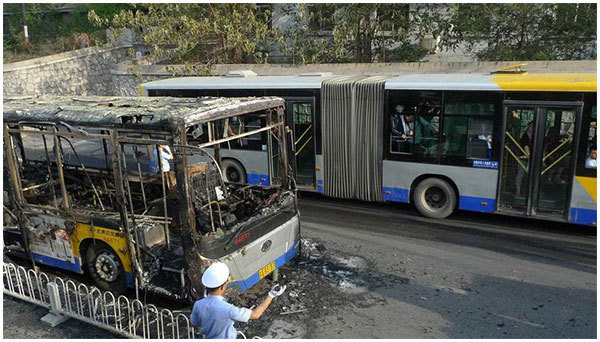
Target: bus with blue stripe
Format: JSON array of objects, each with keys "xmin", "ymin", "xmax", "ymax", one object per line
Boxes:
[{"xmin": 141, "ymin": 70, "xmax": 596, "ymax": 226}]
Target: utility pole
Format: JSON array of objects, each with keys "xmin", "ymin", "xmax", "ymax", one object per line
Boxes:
[{"xmin": 21, "ymin": 3, "xmax": 32, "ymax": 52}]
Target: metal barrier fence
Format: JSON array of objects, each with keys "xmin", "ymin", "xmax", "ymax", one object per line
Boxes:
[{"xmin": 3, "ymin": 262, "xmax": 202, "ymax": 339}]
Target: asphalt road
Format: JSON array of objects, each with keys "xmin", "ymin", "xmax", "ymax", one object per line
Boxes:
[
  {"xmin": 3, "ymin": 193, "xmax": 597, "ymax": 338},
  {"xmin": 294, "ymin": 193, "xmax": 596, "ymax": 338}
]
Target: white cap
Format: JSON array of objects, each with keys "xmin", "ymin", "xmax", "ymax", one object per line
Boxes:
[{"xmin": 201, "ymin": 262, "xmax": 230, "ymax": 288}]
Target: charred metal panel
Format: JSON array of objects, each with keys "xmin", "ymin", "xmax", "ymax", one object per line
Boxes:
[
  {"xmin": 3, "ymin": 96, "xmax": 285, "ymax": 130},
  {"xmin": 199, "ymin": 200, "xmax": 296, "ymax": 259}
]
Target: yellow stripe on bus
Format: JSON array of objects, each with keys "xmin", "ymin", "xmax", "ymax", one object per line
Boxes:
[
  {"xmin": 492, "ymin": 73, "xmax": 596, "ymax": 92},
  {"xmin": 576, "ymin": 176, "xmax": 597, "ymax": 203}
]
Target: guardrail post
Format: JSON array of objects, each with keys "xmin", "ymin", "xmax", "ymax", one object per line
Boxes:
[{"xmin": 41, "ymin": 282, "xmax": 70, "ymax": 327}]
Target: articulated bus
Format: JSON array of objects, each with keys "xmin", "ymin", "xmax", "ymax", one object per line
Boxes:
[
  {"xmin": 3, "ymin": 95, "xmax": 299, "ymax": 300},
  {"xmin": 140, "ymin": 69, "xmax": 597, "ymax": 226}
]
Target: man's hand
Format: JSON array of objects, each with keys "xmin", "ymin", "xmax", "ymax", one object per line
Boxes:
[
  {"xmin": 268, "ymin": 284, "xmax": 286, "ymax": 298},
  {"xmin": 250, "ymin": 284, "xmax": 286, "ymax": 320}
]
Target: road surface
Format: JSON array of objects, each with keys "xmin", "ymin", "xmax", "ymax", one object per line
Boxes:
[{"xmin": 3, "ymin": 193, "xmax": 596, "ymax": 338}]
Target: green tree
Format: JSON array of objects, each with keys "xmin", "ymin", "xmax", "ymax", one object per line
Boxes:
[
  {"xmin": 89, "ymin": 4, "xmax": 283, "ymax": 74},
  {"xmin": 284, "ymin": 4, "xmax": 427, "ymax": 64},
  {"xmin": 445, "ymin": 3, "xmax": 597, "ymax": 60}
]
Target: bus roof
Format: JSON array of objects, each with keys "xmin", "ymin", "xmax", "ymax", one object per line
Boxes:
[
  {"xmin": 3, "ymin": 95, "xmax": 285, "ymax": 129},
  {"xmin": 357, "ymin": 73, "xmax": 596, "ymax": 92},
  {"xmin": 143, "ymin": 73, "xmax": 596, "ymax": 93},
  {"xmin": 142, "ymin": 75, "xmax": 330, "ymax": 91}
]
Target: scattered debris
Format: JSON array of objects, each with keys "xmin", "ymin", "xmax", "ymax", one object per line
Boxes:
[
  {"xmin": 280, "ymin": 309, "xmax": 307, "ymax": 315},
  {"xmin": 263, "ymin": 319, "xmax": 307, "ymax": 339},
  {"xmin": 233, "ymin": 237, "xmax": 409, "ymax": 338}
]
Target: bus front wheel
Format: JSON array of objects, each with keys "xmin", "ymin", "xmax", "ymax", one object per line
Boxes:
[
  {"xmin": 413, "ymin": 178, "xmax": 456, "ymax": 219},
  {"xmin": 85, "ymin": 242, "xmax": 127, "ymax": 294}
]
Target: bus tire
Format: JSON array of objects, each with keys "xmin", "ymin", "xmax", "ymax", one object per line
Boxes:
[
  {"xmin": 222, "ymin": 159, "xmax": 246, "ymax": 184},
  {"xmin": 413, "ymin": 178, "xmax": 456, "ymax": 219},
  {"xmin": 85, "ymin": 241, "xmax": 127, "ymax": 294}
]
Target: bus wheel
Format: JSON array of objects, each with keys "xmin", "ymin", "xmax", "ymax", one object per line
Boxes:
[
  {"xmin": 413, "ymin": 178, "xmax": 456, "ymax": 219},
  {"xmin": 85, "ymin": 242, "xmax": 127, "ymax": 294},
  {"xmin": 222, "ymin": 159, "xmax": 246, "ymax": 184}
]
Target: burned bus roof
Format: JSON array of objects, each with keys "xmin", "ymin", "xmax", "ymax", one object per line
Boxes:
[{"xmin": 3, "ymin": 95, "xmax": 285, "ymax": 129}]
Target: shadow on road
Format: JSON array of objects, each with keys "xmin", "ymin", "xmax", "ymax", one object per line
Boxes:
[{"xmin": 371, "ymin": 272, "xmax": 596, "ymax": 339}]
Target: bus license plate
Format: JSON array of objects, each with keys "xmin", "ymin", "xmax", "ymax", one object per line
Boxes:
[{"xmin": 258, "ymin": 261, "xmax": 276, "ymax": 279}]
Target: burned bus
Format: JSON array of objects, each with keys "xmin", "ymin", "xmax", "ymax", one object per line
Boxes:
[{"xmin": 3, "ymin": 95, "xmax": 300, "ymax": 300}]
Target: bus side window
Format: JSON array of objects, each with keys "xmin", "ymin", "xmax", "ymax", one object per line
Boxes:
[
  {"xmin": 238, "ymin": 114, "xmax": 266, "ymax": 151},
  {"xmin": 59, "ymin": 129, "xmax": 118, "ymax": 212},
  {"xmin": 584, "ymin": 106, "xmax": 596, "ymax": 169},
  {"xmin": 12, "ymin": 127, "xmax": 63, "ymax": 208},
  {"xmin": 389, "ymin": 90, "xmax": 442, "ymax": 161},
  {"xmin": 442, "ymin": 95, "xmax": 496, "ymax": 161}
]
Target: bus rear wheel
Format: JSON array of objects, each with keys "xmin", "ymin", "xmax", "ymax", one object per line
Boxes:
[
  {"xmin": 413, "ymin": 178, "xmax": 456, "ymax": 219},
  {"xmin": 85, "ymin": 242, "xmax": 127, "ymax": 294},
  {"xmin": 222, "ymin": 159, "xmax": 247, "ymax": 184}
]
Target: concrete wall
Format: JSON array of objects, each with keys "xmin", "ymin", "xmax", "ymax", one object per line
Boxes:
[{"xmin": 3, "ymin": 45, "xmax": 132, "ymax": 96}]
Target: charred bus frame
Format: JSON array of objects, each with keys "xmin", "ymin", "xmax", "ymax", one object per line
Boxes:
[{"xmin": 3, "ymin": 95, "xmax": 299, "ymax": 301}]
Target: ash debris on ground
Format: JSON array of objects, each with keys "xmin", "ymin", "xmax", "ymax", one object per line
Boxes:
[{"xmin": 232, "ymin": 237, "xmax": 408, "ymax": 338}]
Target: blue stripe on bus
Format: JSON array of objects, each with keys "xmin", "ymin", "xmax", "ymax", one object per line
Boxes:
[
  {"xmin": 32, "ymin": 253, "xmax": 83, "ymax": 273},
  {"xmin": 228, "ymin": 236, "xmax": 300, "ymax": 293},
  {"xmin": 569, "ymin": 207, "xmax": 597, "ymax": 225},
  {"xmin": 382, "ymin": 187, "xmax": 410, "ymax": 203},
  {"xmin": 458, "ymin": 195, "xmax": 496, "ymax": 213},
  {"xmin": 247, "ymin": 174, "xmax": 270, "ymax": 186},
  {"xmin": 125, "ymin": 272, "xmax": 134, "ymax": 287},
  {"xmin": 316, "ymin": 179, "xmax": 324, "ymax": 185}
]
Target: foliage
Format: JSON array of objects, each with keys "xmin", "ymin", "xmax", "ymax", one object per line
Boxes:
[
  {"xmin": 383, "ymin": 43, "xmax": 428, "ymax": 63},
  {"xmin": 89, "ymin": 4, "xmax": 283, "ymax": 75},
  {"xmin": 284, "ymin": 4, "xmax": 427, "ymax": 64},
  {"xmin": 444, "ymin": 3, "xmax": 597, "ymax": 60},
  {"xmin": 62, "ymin": 4, "xmax": 133, "ymax": 36},
  {"xmin": 6, "ymin": 3, "xmax": 596, "ymax": 65},
  {"xmin": 3, "ymin": 4, "xmax": 131, "ymax": 62}
]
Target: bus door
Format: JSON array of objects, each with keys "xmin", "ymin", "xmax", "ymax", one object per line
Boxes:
[
  {"xmin": 498, "ymin": 102, "xmax": 582, "ymax": 218},
  {"xmin": 286, "ymin": 99, "xmax": 316, "ymax": 188}
]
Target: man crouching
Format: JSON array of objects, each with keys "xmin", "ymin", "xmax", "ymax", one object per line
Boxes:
[{"xmin": 190, "ymin": 262, "xmax": 286, "ymax": 339}]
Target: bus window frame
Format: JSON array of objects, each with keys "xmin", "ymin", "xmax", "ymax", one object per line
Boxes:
[
  {"xmin": 576, "ymin": 93, "xmax": 597, "ymax": 178},
  {"xmin": 384, "ymin": 89, "xmax": 504, "ymax": 166}
]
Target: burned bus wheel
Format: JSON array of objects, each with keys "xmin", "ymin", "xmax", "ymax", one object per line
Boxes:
[
  {"xmin": 413, "ymin": 178, "xmax": 456, "ymax": 219},
  {"xmin": 222, "ymin": 159, "xmax": 246, "ymax": 184},
  {"xmin": 85, "ymin": 242, "xmax": 127, "ymax": 294}
]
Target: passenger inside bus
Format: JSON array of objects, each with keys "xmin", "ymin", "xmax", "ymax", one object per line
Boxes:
[
  {"xmin": 585, "ymin": 145, "xmax": 597, "ymax": 169},
  {"xmin": 515, "ymin": 121, "xmax": 534, "ymax": 197},
  {"xmin": 391, "ymin": 103, "xmax": 439, "ymax": 156},
  {"xmin": 150, "ymin": 144, "xmax": 177, "ymax": 195},
  {"xmin": 391, "ymin": 104, "xmax": 415, "ymax": 153}
]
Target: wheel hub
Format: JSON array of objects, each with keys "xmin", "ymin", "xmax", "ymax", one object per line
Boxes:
[
  {"xmin": 424, "ymin": 187, "xmax": 447, "ymax": 210},
  {"xmin": 227, "ymin": 167, "xmax": 239, "ymax": 182},
  {"xmin": 95, "ymin": 252, "xmax": 119, "ymax": 282}
]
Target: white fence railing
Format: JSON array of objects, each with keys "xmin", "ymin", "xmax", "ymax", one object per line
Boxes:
[{"xmin": 3, "ymin": 262, "xmax": 202, "ymax": 339}]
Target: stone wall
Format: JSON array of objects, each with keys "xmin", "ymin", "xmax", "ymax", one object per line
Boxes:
[
  {"xmin": 4, "ymin": 48, "xmax": 597, "ymax": 97},
  {"xmin": 3, "ymin": 45, "xmax": 133, "ymax": 96}
]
